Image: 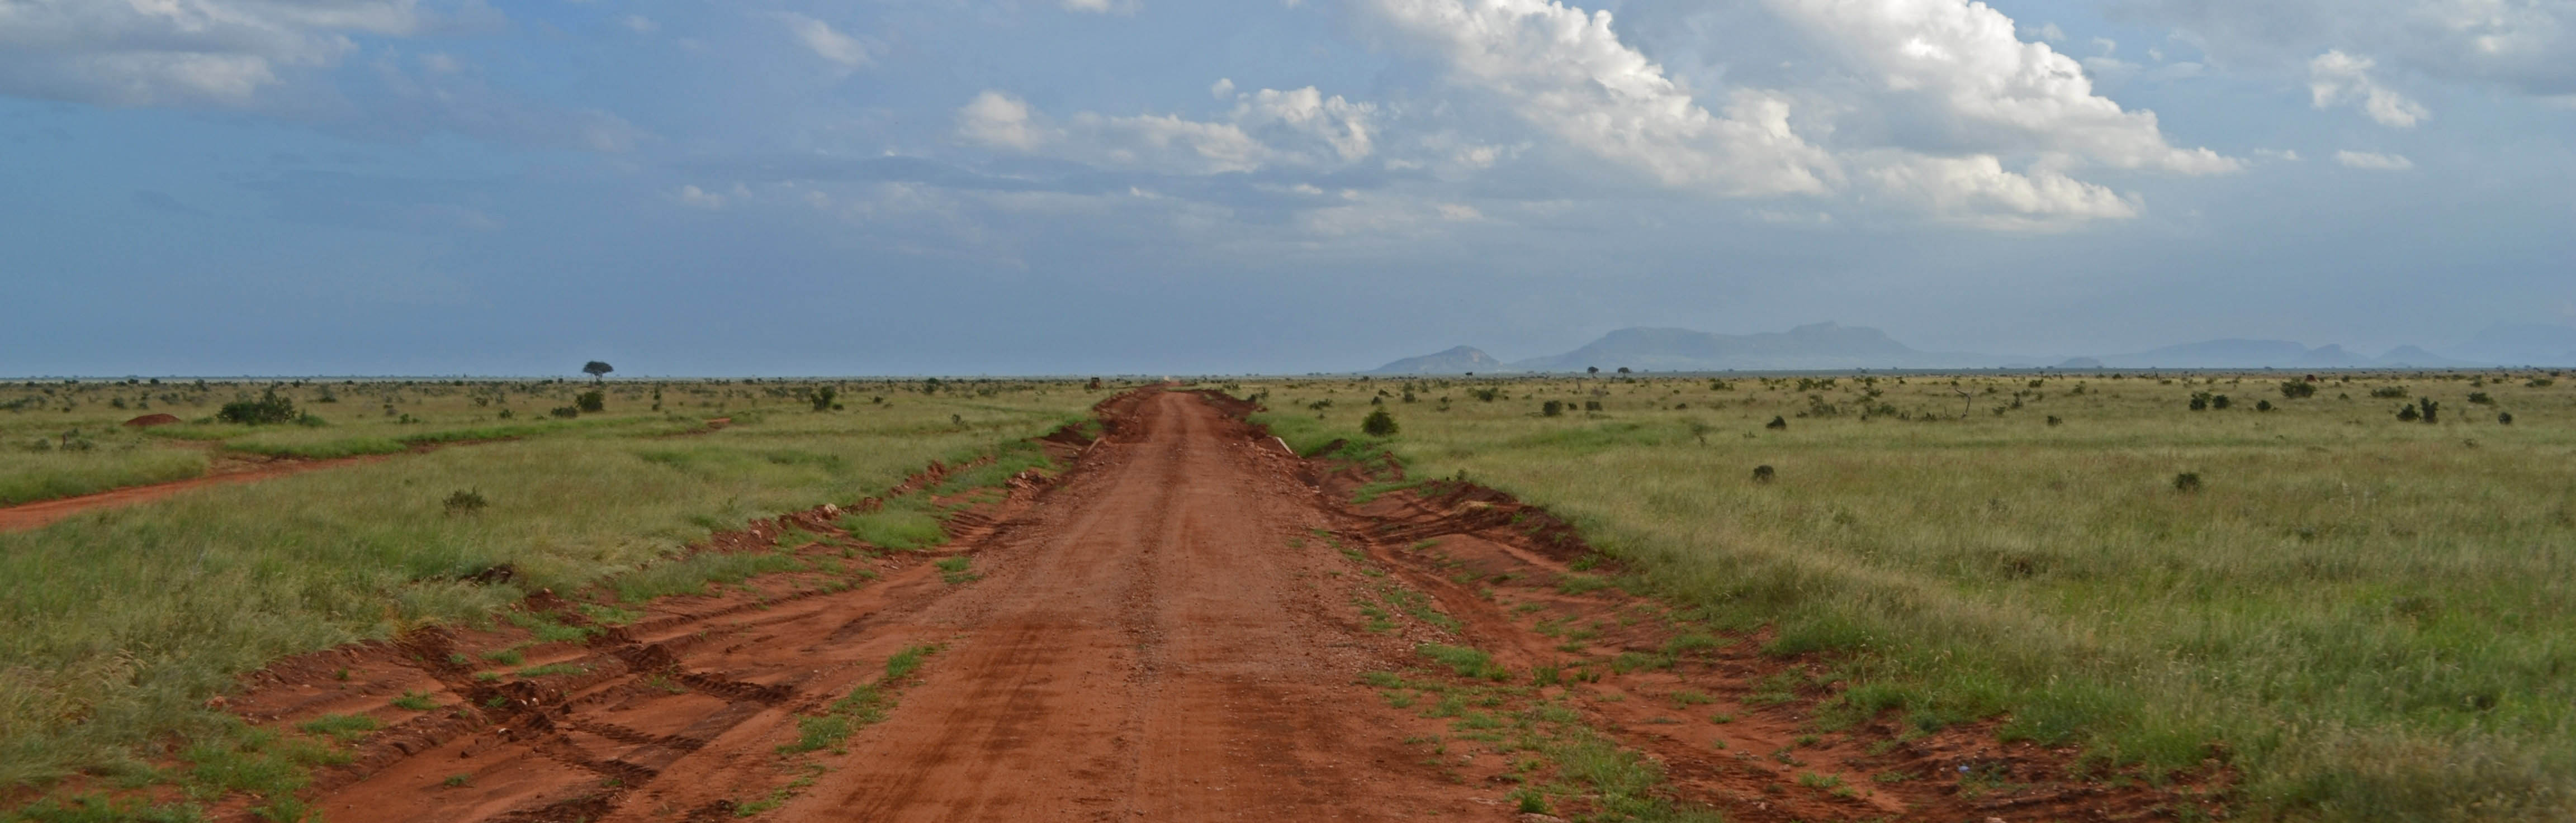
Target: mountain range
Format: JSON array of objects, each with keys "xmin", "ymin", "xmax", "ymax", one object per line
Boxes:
[{"xmin": 1370, "ymin": 322, "xmax": 2576, "ymax": 374}]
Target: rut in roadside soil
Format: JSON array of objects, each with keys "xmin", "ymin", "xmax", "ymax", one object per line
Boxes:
[{"xmin": 240, "ymin": 390, "xmax": 2205, "ymax": 823}]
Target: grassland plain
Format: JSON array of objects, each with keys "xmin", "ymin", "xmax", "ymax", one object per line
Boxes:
[
  {"xmin": 1240, "ymin": 369, "xmax": 2575, "ymax": 822},
  {"xmin": 0, "ymin": 377, "xmax": 1110, "ymax": 808}
]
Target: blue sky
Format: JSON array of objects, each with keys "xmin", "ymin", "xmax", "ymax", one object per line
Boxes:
[{"xmin": 2, "ymin": 0, "xmax": 2571, "ymax": 376}]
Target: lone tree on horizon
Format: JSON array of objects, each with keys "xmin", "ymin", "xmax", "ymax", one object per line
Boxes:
[{"xmin": 583, "ymin": 361, "xmax": 614, "ymax": 382}]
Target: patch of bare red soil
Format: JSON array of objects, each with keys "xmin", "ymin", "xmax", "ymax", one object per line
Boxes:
[{"xmin": 124, "ymin": 413, "xmax": 183, "ymax": 427}]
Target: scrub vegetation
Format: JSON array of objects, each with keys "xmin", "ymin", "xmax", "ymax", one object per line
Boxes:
[
  {"xmin": 0, "ymin": 377, "xmax": 1109, "ymax": 797},
  {"xmin": 1245, "ymin": 368, "xmax": 2575, "ymax": 821}
]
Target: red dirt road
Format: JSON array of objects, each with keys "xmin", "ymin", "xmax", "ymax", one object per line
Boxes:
[
  {"xmin": 249, "ymin": 390, "xmax": 2192, "ymax": 823},
  {"xmin": 779, "ymin": 389, "xmax": 1480, "ymax": 821},
  {"xmin": 0, "ymin": 455, "xmax": 383, "ymax": 533}
]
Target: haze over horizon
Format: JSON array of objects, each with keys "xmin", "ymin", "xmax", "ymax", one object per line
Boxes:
[{"xmin": 4, "ymin": 0, "xmax": 2572, "ymax": 377}]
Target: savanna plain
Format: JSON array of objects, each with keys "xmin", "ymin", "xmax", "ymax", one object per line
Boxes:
[{"xmin": 1, "ymin": 370, "xmax": 2568, "ymax": 822}]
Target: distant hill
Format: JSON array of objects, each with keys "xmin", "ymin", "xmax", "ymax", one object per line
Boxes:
[
  {"xmin": 1368, "ymin": 323, "xmax": 2551, "ymax": 375},
  {"xmin": 1370, "ymin": 345, "xmax": 1505, "ymax": 374},
  {"xmin": 2083, "ymin": 339, "xmax": 2484, "ymax": 369},
  {"xmin": 2449, "ymin": 324, "xmax": 2576, "ymax": 365},
  {"xmin": 1507, "ymin": 323, "xmax": 2005, "ymax": 372}
]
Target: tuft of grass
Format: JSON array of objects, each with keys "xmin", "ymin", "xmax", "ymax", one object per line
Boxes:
[
  {"xmin": 883, "ymin": 644, "xmax": 939, "ymax": 682},
  {"xmin": 1416, "ymin": 644, "xmax": 1511, "ymax": 681},
  {"xmin": 293, "ymin": 714, "xmax": 378, "ymax": 744},
  {"xmin": 837, "ymin": 501, "xmax": 949, "ymax": 551},
  {"xmin": 776, "ymin": 644, "xmax": 940, "ymax": 755},
  {"xmin": 514, "ymin": 663, "xmax": 586, "ymax": 679},
  {"xmin": 934, "ymin": 556, "xmax": 977, "ymax": 584}
]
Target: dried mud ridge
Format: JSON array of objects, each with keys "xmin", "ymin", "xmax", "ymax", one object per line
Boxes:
[{"xmin": 214, "ymin": 390, "xmax": 2219, "ymax": 823}]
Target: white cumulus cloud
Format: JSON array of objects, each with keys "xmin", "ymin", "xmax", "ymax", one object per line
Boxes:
[
  {"xmin": 2111, "ymin": 0, "xmax": 2576, "ymax": 97},
  {"xmin": 956, "ymin": 91, "xmax": 1054, "ymax": 151},
  {"xmin": 2309, "ymin": 50, "xmax": 2430, "ymax": 127},
  {"xmin": 778, "ymin": 13, "xmax": 870, "ymax": 70},
  {"xmin": 954, "ymin": 84, "xmax": 1379, "ymax": 174},
  {"xmin": 1761, "ymin": 0, "xmax": 2239, "ymax": 175},
  {"xmin": 1360, "ymin": 0, "xmax": 1836, "ymax": 196},
  {"xmin": 2335, "ymin": 150, "xmax": 2415, "ymax": 170},
  {"xmin": 1062, "ymin": 0, "xmax": 1141, "ymax": 14},
  {"xmin": 1352, "ymin": 0, "xmax": 2232, "ymax": 228},
  {"xmin": 0, "ymin": 0, "xmax": 433, "ymax": 107}
]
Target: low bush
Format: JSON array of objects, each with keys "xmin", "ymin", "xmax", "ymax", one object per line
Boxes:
[
  {"xmin": 1361, "ymin": 408, "xmax": 1400, "ymax": 437},
  {"xmin": 216, "ymin": 391, "xmax": 298, "ymax": 426}
]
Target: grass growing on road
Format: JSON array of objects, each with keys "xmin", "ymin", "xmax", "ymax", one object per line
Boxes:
[
  {"xmin": 1249, "ymin": 370, "xmax": 2576, "ymax": 821},
  {"xmin": 779, "ymin": 644, "xmax": 945, "ymax": 755}
]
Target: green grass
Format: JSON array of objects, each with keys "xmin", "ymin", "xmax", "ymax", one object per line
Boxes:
[
  {"xmin": 0, "ymin": 446, "xmax": 209, "ymax": 507},
  {"xmin": 1417, "ymin": 643, "xmax": 1511, "ymax": 681},
  {"xmin": 292, "ymin": 714, "xmax": 377, "ymax": 744},
  {"xmin": 837, "ymin": 500, "xmax": 949, "ymax": 551},
  {"xmin": 1238, "ymin": 371, "xmax": 2576, "ymax": 821},
  {"xmin": 776, "ymin": 644, "xmax": 941, "ymax": 755},
  {"xmin": 514, "ymin": 663, "xmax": 587, "ymax": 679},
  {"xmin": 0, "ymin": 378, "xmax": 1107, "ymax": 800}
]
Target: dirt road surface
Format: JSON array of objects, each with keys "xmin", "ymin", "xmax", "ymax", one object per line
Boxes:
[
  {"xmin": 250, "ymin": 389, "xmax": 2186, "ymax": 823},
  {"xmin": 0, "ymin": 455, "xmax": 383, "ymax": 533},
  {"xmin": 775, "ymin": 389, "xmax": 1486, "ymax": 820}
]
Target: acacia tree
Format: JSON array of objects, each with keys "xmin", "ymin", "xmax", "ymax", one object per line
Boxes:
[{"xmin": 583, "ymin": 361, "xmax": 614, "ymax": 383}]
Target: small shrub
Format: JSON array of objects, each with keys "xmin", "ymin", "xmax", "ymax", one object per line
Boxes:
[
  {"xmin": 575, "ymin": 391, "xmax": 605, "ymax": 413},
  {"xmin": 2255, "ymin": 399, "xmax": 2274, "ymax": 412},
  {"xmin": 1751, "ymin": 465, "xmax": 1775, "ymax": 483},
  {"xmin": 1764, "ymin": 416, "xmax": 1787, "ymax": 430},
  {"xmin": 2280, "ymin": 380, "xmax": 2317, "ymax": 399},
  {"xmin": 2188, "ymin": 393, "xmax": 2209, "ymax": 411},
  {"xmin": 2468, "ymin": 392, "xmax": 2494, "ymax": 405},
  {"xmin": 2370, "ymin": 386, "xmax": 2410, "ymax": 398},
  {"xmin": 2419, "ymin": 397, "xmax": 2440, "ymax": 424},
  {"xmin": 2499, "ymin": 411, "xmax": 2515, "ymax": 425},
  {"xmin": 2398, "ymin": 403, "xmax": 2421, "ymax": 422},
  {"xmin": 2173, "ymin": 472, "xmax": 2203, "ymax": 492},
  {"xmin": 1583, "ymin": 400, "xmax": 1602, "ymax": 412},
  {"xmin": 1361, "ymin": 408, "xmax": 1400, "ymax": 437},
  {"xmin": 2210, "ymin": 394, "xmax": 2231, "ymax": 410},
  {"xmin": 1541, "ymin": 400, "xmax": 1563, "ymax": 417},
  {"xmin": 2045, "ymin": 415, "xmax": 2063, "ymax": 426},
  {"xmin": 443, "ymin": 489, "xmax": 488, "ymax": 515},
  {"xmin": 811, "ymin": 386, "xmax": 837, "ymax": 412},
  {"xmin": 217, "ymin": 389, "xmax": 299, "ymax": 425},
  {"xmin": 548, "ymin": 406, "xmax": 580, "ymax": 419}
]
